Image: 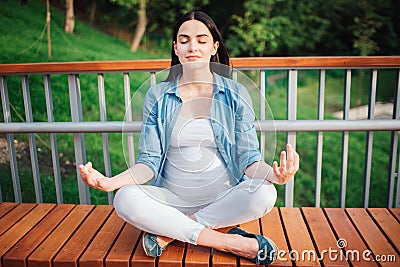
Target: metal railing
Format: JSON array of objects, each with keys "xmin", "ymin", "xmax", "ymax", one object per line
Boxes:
[{"xmin": 0, "ymin": 57, "xmax": 399, "ymax": 208}]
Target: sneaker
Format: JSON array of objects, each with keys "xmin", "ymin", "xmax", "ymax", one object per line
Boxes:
[
  {"xmin": 142, "ymin": 232, "xmax": 169, "ymax": 257},
  {"xmin": 227, "ymin": 227, "xmax": 278, "ymax": 265}
]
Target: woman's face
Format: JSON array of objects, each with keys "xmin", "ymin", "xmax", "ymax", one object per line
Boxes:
[{"xmin": 174, "ymin": 20, "xmax": 219, "ymax": 64}]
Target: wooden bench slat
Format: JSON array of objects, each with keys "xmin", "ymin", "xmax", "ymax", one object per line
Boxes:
[
  {"xmin": 0, "ymin": 202, "xmax": 18, "ymax": 219},
  {"xmin": 130, "ymin": 232, "xmax": 156, "ymax": 267},
  {"xmin": 302, "ymin": 207, "xmax": 348, "ymax": 267},
  {"xmin": 346, "ymin": 208, "xmax": 399, "ymax": 267},
  {"xmin": 368, "ymin": 208, "xmax": 400, "ymax": 252},
  {"xmin": 0, "ymin": 203, "xmax": 36, "ymax": 236},
  {"xmin": 260, "ymin": 207, "xmax": 292, "ymax": 267},
  {"xmin": 27, "ymin": 205, "xmax": 94, "ymax": 267},
  {"xmin": 185, "ymin": 243, "xmax": 210, "ymax": 267},
  {"xmin": 79, "ymin": 210, "xmax": 125, "ymax": 267},
  {"xmin": 157, "ymin": 240, "xmax": 185, "ymax": 267},
  {"xmin": 280, "ymin": 207, "xmax": 320, "ymax": 267},
  {"xmin": 106, "ymin": 223, "xmax": 141, "ymax": 267},
  {"xmin": 324, "ymin": 208, "xmax": 378, "ymax": 267},
  {"xmin": 389, "ymin": 208, "xmax": 400, "ymax": 222},
  {"xmin": 0, "ymin": 204, "xmax": 56, "ymax": 267},
  {"xmin": 2, "ymin": 204, "xmax": 73, "ymax": 267},
  {"xmin": 211, "ymin": 250, "xmax": 238, "ymax": 267},
  {"xmin": 53, "ymin": 205, "xmax": 114, "ymax": 267}
]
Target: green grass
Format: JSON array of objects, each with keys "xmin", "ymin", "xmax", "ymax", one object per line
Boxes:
[
  {"xmin": 0, "ymin": 0, "xmax": 167, "ymax": 63},
  {"xmin": 0, "ymin": 0, "xmax": 398, "ymax": 207}
]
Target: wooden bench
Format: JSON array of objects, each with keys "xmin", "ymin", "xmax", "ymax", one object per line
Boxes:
[{"xmin": 0, "ymin": 203, "xmax": 398, "ymax": 267}]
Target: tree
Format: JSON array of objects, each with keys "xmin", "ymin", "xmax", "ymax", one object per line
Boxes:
[
  {"xmin": 20, "ymin": 0, "xmax": 52, "ymax": 57},
  {"xmin": 349, "ymin": 0, "xmax": 383, "ymax": 106},
  {"xmin": 350, "ymin": 0, "xmax": 382, "ymax": 56},
  {"xmin": 227, "ymin": 0, "xmax": 330, "ymax": 56},
  {"xmin": 46, "ymin": 0, "xmax": 51, "ymax": 58},
  {"xmin": 111, "ymin": 0, "xmax": 210, "ymax": 52},
  {"xmin": 279, "ymin": 0, "xmax": 330, "ymax": 55},
  {"xmin": 89, "ymin": 0, "xmax": 97, "ymax": 26},
  {"xmin": 227, "ymin": 0, "xmax": 290, "ymax": 56},
  {"xmin": 131, "ymin": 0, "xmax": 146, "ymax": 51},
  {"xmin": 65, "ymin": 0, "xmax": 75, "ymax": 33},
  {"xmin": 147, "ymin": 0, "xmax": 209, "ymax": 38},
  {"xmin": 111, "ymin": 0, "xmax": 147, "ymax": 51}
]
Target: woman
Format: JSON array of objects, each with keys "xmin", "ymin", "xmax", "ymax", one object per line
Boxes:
[{"xmin": 80, "ymin": 11, "xmax": 299, "ymax": 265}]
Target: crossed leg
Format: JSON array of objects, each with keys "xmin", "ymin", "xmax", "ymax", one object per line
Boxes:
[{"xmin": 113, "ymin": 179, "xmax": 277, "ymax": 259}]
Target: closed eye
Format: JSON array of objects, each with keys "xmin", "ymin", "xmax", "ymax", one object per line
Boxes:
[
  {"xmin": 198, "ymin": 36, "xmax": 209, "ymax": 44},
  {"xmin": 179, "ymin": 37, "xmax": 189, "ymax": 44}
]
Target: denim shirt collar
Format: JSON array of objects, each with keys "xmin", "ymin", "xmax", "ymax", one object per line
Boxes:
[{"xmin": 165, "ymin": 72, "xmax": 226, "ymax": 98}]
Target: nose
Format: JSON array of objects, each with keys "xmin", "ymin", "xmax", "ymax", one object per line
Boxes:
[{"xmin": 188, "ymin": 40, "xmax": 199, "ymax": 52}]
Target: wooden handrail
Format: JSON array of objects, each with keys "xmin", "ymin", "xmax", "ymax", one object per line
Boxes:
[
  {"xmin": 232, "ymin": 56, "xmax": 400, "ymax": 69},
  {"xmin": 0, "ymin": 56, "xmax": 399, "ymax": 75}
]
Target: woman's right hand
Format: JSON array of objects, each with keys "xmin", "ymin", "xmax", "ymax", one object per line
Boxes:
[{"xmin": 79, "ymin": 162, "xmax": 114, "ymax": 192}]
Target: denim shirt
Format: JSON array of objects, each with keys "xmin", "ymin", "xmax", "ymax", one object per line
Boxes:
[{"xmin": 136, "ymin": 73, "xmax": 262, "ymax": 187}]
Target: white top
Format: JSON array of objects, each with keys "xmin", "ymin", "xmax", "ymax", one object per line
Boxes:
[{"xmin": 162, "ymin": 116, "xmax": 234, "ymax": 205}]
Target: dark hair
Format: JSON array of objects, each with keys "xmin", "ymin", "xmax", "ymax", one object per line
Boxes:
[{"xmin": 166, "ymin": 11, "xmax": 231, "ymax": 81}]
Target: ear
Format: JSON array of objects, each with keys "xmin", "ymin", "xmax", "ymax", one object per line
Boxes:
[
  {"xmin": 173, "ymin": 41, "xmax": 178, "ymax": 56},
  {"xmin": 212, "ymin": 41, "xmax": 219, "ymax": 56}
]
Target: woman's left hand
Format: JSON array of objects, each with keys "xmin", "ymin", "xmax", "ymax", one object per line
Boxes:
[{"xmin": 272, "ymin": 144, "xmax": 299, "ymax": 185}]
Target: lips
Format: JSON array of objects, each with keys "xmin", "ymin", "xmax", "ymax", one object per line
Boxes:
[{"xmin": 186, "ymin": 55, "xmax": 201, "ymax": 61}]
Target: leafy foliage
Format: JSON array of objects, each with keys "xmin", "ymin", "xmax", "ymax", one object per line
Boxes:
[
  {"xmin": 146, "ymin": 0, "xmax": 209, "ymax": 38},
  {"xmin": 110, "ymin": 0, "xmax": 140, "ymax": 9},
  {"xmin": 228, "ymin": 0, "xmax": 290, "ymax": 56},
  {"xmin": 50, "ymin": 0, "xmax": 399, "ymax": 56},
  {"xmin": 227, "ymin": 0, "xmax": 397, "ymax": 56},
  {"xmin": 228, "ymin": 0, "xmax": 331, "ymax": 56},
  {"xmin": 350, "ymin": 0, "xmax": 383, "ymax": 56}
]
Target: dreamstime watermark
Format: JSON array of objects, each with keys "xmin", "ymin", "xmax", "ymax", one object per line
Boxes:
[{"xmin": 258, "ymin": 238, "xmax": 397, "ymax": 263}]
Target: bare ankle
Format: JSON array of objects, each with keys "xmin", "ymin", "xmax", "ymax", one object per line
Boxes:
[
  {"xmin": 157, "ymin": 235, "xmax": 174, "ymax": 247},
  {"xmin": 228, "ymin": 235, "xmax": 258, "ymax": 259}
]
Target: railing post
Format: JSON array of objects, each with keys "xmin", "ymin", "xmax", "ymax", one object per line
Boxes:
[
  {"xmin": 22, "ymin": 75, "xmax": 43, "ymax": 203},
  {"xmin": 388, "ymin": 70, "xmax": 400, "ymax": 208},
  {"xmin": 68, "ymin": 74, "xmax": 90, "ymax": 204},
  {"xmin": 315, "ymin": 70, "xmax": 325, "ymax": 208},
  {"xmin": 0, "ymin": 76, "xmax": 22, "ymax": 203},
  {"xmin": 124, "ymin": 72, "xmax": 135, "ymax": 167},
  {"xmin": 286, "ymin": 69, "xmax": 297, "ymax": 207},
  {"xmin": 98, "ymin": 73, "xmax": 114, "ymax": 205},
  {"xmin": 44, "ymin": 74, "xmax": 63, "ymax": 204},
  {"xmin": 260, "ymin": 70, "xmax": 266, "ymax": 159},
  {"xmin": 340, "ymin": 70, "xmax": 351, "ymax": 208},
  {"xmin": 150, "ymin": 71, "xmax": 156, "ymax": 86},
  {"xmin": 232, "ymin": 69, "xmax": 238, "ymax": 81},
  {"xmin": 363, "ymin": 70, "xmax": 377, "ymax": 208},
  {"xmin": 397, "ymin": 148, "xmax": 400, "ymax": 208}
]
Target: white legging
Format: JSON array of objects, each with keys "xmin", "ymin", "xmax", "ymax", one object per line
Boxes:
[{"xmin": 114, "ymin": 179, "xmax": 277, "ymax": 244}]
